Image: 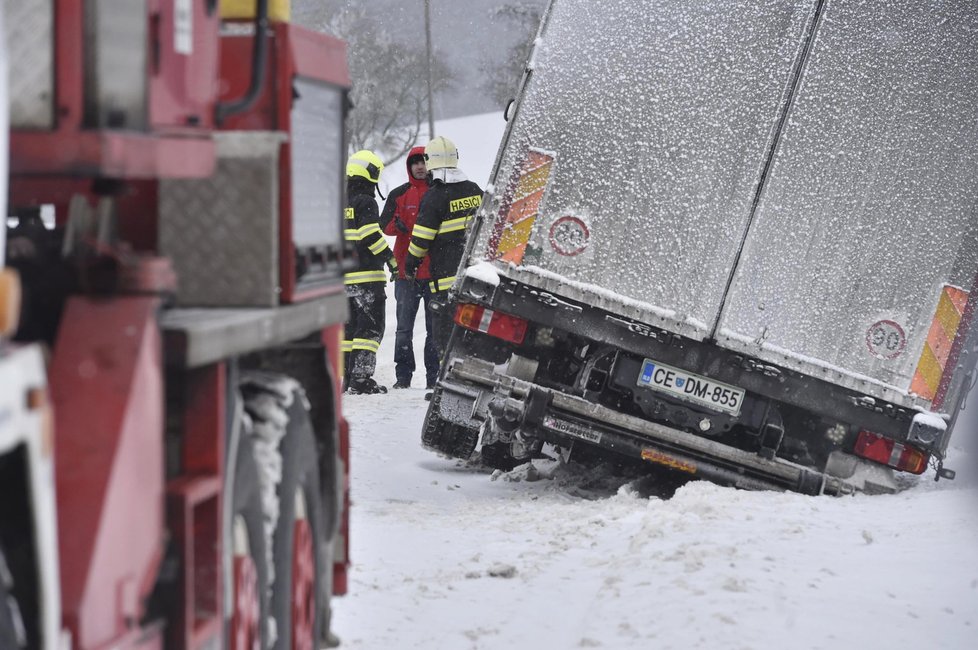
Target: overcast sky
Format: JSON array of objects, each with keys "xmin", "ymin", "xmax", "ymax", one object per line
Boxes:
[{"xmin": 295, "ymin": 0, "xmax": 547, "ymax": 119}]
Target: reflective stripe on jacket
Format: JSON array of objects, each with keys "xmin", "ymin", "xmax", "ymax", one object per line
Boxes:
[
  {"xmin": 345, "ymin": 177, "xmax": 393, "ymax": 284},
  {"xmin": 407, "ymin": 176, "xmax": 483, "ymax": 292}
]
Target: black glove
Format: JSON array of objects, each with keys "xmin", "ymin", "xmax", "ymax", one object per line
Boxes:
[
  {"xmin": 394, "ymin": 216, "xmax": 409, "ymax": 234},
  {"xmin": 386, "ymin": 257, "xmax": 399, "ymax": 282},
  {"xmin": 404, "ymin": 255, "xmax": 420, "ymax": 280}
]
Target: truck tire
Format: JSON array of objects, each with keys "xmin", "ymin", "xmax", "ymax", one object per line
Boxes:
[
  {"xmin": 480, "ymin": 436, "xmax": 544, "ymax": 471},
  {"xmin": 0, "ymin": 584, "xmax": 24, "ymax": 649},
  {"xmin": 227, "ymin": 434, "xmax": 271, "ymax": 650},
  {"xmin": 274, "ymin": 398, "xmax": 329, "ymax": 650},
  {"xmin": 0, "ymin": 546, "xmax": 25, "ymax": 649},
  {"xmin": 241, "ymin": 375, "xmax": 332, "ymax": 650},
  {"xmin": 421, "ymin": 391, "xmax": 480, "ymax": 459},
  {"xmin": 479, "ymin": 442, "xmax": 524, "ymax": 472}
]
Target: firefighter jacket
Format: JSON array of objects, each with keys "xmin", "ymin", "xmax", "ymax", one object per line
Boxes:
[
  {"xmin": 405, "ymin": 170, "xmax": 483, "ymax": 293},
  {"xmin": 379, "ymin": 146, "xmax": 431, "ymax": 280},
  {"xmin": 345, "ymin": 177, "xmax": 395, "ymax": 285}
]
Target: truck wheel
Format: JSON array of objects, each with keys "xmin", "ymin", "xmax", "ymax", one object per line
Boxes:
[
  {"xmin": 480, "ymin": 436, "xmax": 544, "ymax": 471},
  {"xmin": 242, "ymin": 375, "xmax": 331, "ymax": 650},
  {"xmin": 479, "ymin": 442, "xmax": 524, "ymax": 472},
  {"xmin": 0, "ymin": 546, "xmax": 25, "ymax": 649},
  {"xmin": 421, "ymin": 391, "xmax": 480, "ymax": 459},
  {"xmin": 275, "ymin": 399, "xmax": 329, "ymax": 650},
  {"xmin": 228, "ymin": 435, "xmax": 271, "ymax": 650}
]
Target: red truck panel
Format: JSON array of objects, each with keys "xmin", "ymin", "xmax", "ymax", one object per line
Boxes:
[{"xmin": 50, "ymin": 297, "xmax": 165, "ymax": 649}]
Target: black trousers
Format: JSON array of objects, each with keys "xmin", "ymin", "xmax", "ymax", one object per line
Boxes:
[
  {"xmin": 344, "ymin": 282, "xmax": 386, "ymax": 383},
  {"xmin": 430, "ymin": 291, "xmax": 455, "ymax": 364}
]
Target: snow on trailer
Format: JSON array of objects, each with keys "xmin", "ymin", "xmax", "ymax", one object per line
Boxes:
[{"xmin": 425, "ymin": 0, "xmax": 978, "ymax": 495}]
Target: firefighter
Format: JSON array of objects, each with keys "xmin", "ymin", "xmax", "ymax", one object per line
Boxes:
[
  {"xmin": 344, "ymin": 149, "xmax": 397, "ymax": 394},
  {"xmin": 380, "ymin": 146, "xmax": 439, "ymax": 390},
  {"xmin": 403, "ymin": 136, "xmax": 484, "ymax": 367}
]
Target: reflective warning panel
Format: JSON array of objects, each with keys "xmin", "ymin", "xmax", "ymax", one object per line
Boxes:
[
  {"xmin": 487, "ymin": 148, "xmax": 555, "ymax": 264},
  {"xmin": 641, "ymin": 449, "xmax": 697, "ymax": 475},
  {"xmin": 911, "ymin": 285, "xmax": 970, "ymax": 403}
]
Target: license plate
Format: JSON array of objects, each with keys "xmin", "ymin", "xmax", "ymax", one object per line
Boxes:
[{"xmin": 637, "ymin": 359, "xmax": 745, "ymax": 416}]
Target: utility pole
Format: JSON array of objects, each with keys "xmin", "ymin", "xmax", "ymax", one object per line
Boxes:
[{"xmin": 424, "ymin": 0, "xmax": 436, "ymax": 138}]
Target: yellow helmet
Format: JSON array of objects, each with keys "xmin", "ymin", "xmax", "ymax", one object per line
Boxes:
[
  {"xmin": 346, "ymin": 150, "xmax": 384, "ymax": 183},
  {"xmin": 424, "ymin": 136, "xmax": 458, "ymax": 171}
]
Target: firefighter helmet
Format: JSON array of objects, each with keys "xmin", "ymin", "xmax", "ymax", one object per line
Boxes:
[
  {"xmin": 346, "ymin": 150, "xmax": 384, "ymax": 183},
  {"xmin": 424, "ymin": 136, "xmax": 459, "ymax": 171}
]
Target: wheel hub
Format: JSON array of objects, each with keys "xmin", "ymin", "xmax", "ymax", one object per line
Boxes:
[
  {"xmin": 291, "ymin": 517, "xmax": 316, "ymax": 650},
  {"xmin": 231, "ymin": 555, "xmax": 261, "ymax": 650}
]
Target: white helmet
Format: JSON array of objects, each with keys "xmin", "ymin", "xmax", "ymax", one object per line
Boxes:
[{"xmin": 424, "ymin": 136, "xmax": 458, "ymax": 171}]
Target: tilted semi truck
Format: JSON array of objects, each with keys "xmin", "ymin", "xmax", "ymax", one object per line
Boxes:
[
  {"xmin": 422, "ymin": 0, "xmax": 978, "ymax": 496},
  {"xmin": 0, "ymin": 1, "xmax": 354, "ymax": 648}
]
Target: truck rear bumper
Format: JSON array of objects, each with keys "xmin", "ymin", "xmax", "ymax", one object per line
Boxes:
[{"xmin": 441, "ymin": 357, "xmax": 857, "ymax": 496}]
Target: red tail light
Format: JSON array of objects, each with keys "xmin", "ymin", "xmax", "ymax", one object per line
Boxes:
[
  {"xmin": 853, "ymin": 430, "xmax": 929, "ymax": 474},
  {"xmin": 454, "ymin": 303, "xmax": 528, "ymax": 344}
]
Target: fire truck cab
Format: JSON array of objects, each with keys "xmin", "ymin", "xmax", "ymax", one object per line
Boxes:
[{"xmin": 0, "ymin": 1, "xmax": 354, "ymax": 648}]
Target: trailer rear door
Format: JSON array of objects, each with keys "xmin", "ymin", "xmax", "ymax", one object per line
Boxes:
[
  {"xmin": 714, "ymin": 0, "xmax": 978, "ymax": 413},
  {"xmin": 475, "ymin": 0, "xmax": 822, "ymax": 341}
]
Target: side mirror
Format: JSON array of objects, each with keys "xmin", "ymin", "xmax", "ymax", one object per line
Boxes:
[{"xmin": 504, "ymin": 98, "xmax": 516, "ymax": 122}]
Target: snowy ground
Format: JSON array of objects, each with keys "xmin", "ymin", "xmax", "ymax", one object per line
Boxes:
[
  {"xmin": 331, "ymin": 113, "xmax": 978, "ymax": 649},
  {"xmin": 332, "ymin": 297, "xmax": 977, "ymax": 650}
]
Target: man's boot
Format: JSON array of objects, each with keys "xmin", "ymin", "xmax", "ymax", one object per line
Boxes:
[{"xmin": 347, "ymin": 377, "xmax": 388, "ymax": 395}]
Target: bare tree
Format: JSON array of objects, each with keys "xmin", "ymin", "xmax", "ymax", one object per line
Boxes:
[
  {"xmin": 481, "ymin": 3, "xmax": 543, "ymax": 107},
  {"xmin": 295, "ymin": 4, "xmax": 455, "ymax": 164}
]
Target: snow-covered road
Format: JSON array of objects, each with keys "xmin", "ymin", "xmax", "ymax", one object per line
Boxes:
[{"xmin": 330, "ymin": 294, "xmax": 978, "ymax": 650}]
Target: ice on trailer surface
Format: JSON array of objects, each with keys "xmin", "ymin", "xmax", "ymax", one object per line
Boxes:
[{"xmin": 463, "ymin": 261, "xmax": 501, "ymax": 287}]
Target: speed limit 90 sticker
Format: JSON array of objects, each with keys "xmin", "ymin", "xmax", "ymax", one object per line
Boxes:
[
  {"xmin": 866, "ymin": 319, "xmax": 907, "ymax": 360},
  {"xmin": 548, "ymin": 215, "xmax": 590, "ymax": 256}
]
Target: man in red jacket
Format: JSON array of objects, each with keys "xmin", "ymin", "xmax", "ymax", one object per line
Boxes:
[{"xmin": 379, "ymin": 146, "xmax": 439, "ymax": 389}]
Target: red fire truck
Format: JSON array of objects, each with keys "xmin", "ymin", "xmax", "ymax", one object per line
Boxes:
[{"xmin": 0, "ymin": 1, "xmax": 353, "ymax": 648}]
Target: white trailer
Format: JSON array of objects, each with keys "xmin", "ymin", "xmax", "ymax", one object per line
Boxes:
[{"xmin": 423, "ymin": 0, "xmax": 978, "ymax": 495}]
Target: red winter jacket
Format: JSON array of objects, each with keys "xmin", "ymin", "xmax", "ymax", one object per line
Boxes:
[{"xmin": 379, "ymin": 146, "xmax": 431, "ymax": 280}]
